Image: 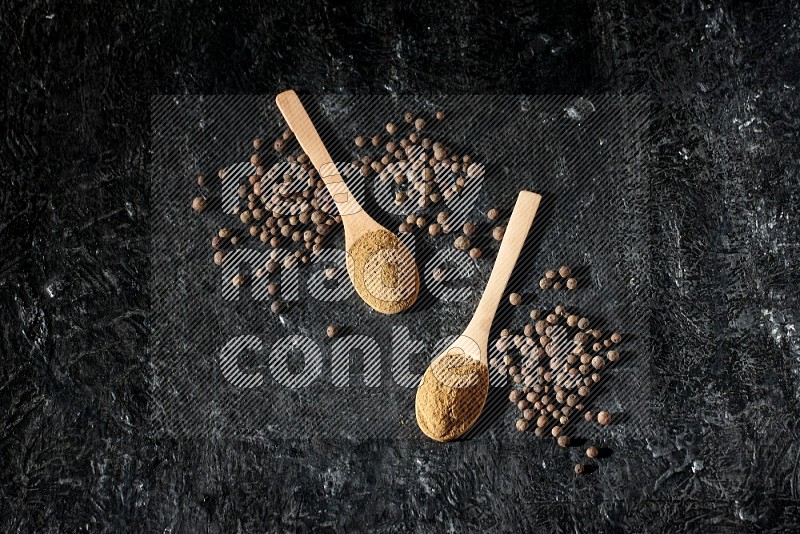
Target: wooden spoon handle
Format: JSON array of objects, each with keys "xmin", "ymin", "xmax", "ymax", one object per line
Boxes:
[
  {"xmin": 465, "ymin": 191, "xmax": 542, "ymax": 340},
  {"xmin": 275, "ymin": 90, "xmax": 362, "ymax": 216}
]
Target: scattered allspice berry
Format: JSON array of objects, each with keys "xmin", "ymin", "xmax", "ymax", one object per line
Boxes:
[
  {"xmin": 597, "ymin": 411, "xmax": 611, "ymax": 425},
  {"xmin": 454, "ymin": 235, "xmax": 471, "ymax": 251},
  {"xmin": 191, "ymin": 197, "xmax": 207, "ymax": 213},
  {"xmin": 559, "ymin": 265, "xmax": 572, "ymax": 278},
  {"xmin": 435, "ymin": 110, "xmax": 445, "ymax": 120},
  {"xmin": 492, "ymin": 226, "xmax": 505, "ymax": 241},
  {"xmin": 516, "ymin": 419, "xmax": 529, "ymax": 432},
  {"xmin": 232, "ymin": 274, "xmax": 245, "ymax": 287},
  {"xmin": 537, "ymin": 415, "xmax": 549, "ymax": 428},
  {"xmin": 539, "ymin": 278, "xmax": 552, "ymax": 290},
  {"xmin": 326, "ymin": 325, "xmax": 339, "ymax": 338},
  {"xmin": 509, "ymin": 293, "xmax": 522, "ymax": 306},
  {"xmin": 574, "ymin": 463, "xmax": 585, "ymax": 475},
  {"xmin": 611, "ymin": 332, "xmax": 622, "ymax": 343},
  {"xmin": 486, "ymin": 208, "xmax": 499, "ymax": 221},
  {"xmin": 469, "ymin": 248, "xmax": 482, "ymax": 259},
  {"xmin": 566, "ymin": 278, "xmax": 577, "ymax": 290},
  {"xmin": 270, "ymin": 300, "xmax": 285, "ymax": 314},
  {"xmin": 557, "ymin": 435, "xmax": 570, "ymax": 448},
  {"xmin": 586, "ymin": 446, "xmax": 599, "ymax": 459}
]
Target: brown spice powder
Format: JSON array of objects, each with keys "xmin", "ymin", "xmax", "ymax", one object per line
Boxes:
[
  {"xmin": 415, "ymin": 351, "xmax": 489, "ymax": 442},
  {"xmin": 346, "ymin": 229, "xmax": 419, "ymax": 314}
]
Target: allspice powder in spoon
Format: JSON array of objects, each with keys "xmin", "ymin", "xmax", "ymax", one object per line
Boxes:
[
  {"xmin": 346, "ymin": 228, "xmax": 418, "ymax": 314},
  {"xmin": 415, "ymin": 351, "xmax": 489, "ymax": 442}
]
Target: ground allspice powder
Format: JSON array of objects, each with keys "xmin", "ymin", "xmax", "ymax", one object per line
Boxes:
[
  {"xmin": 346, "ymin": 229, "xmax": 419, "ymax": 314},
  {"xmin": 415, "ymin": 351, "xmax": 489, "ymax": 442}
]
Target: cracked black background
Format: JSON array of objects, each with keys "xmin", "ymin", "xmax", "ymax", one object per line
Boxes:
[{"xmin": 2, "ymin": 1, "xmax": 799, "ymax": 532}]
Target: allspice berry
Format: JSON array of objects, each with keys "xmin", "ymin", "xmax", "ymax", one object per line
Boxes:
[
  {"xmin": 591, "ymin": 356, "xmax": 605, "ymax": 370},
  {"xmin": 586, "ymin": 446, "xmax": 599, "ymax": 459},
  {"xmin": 386, "ymin": 122, "xmax": 397, "ymax": 134},
  {"xmin": 435, "ymin": 111, "xmax": 445, "ymax": 120},
  {"xmin": 516, "ymin": 419, "xmax": 529, "ymax": 432},
  {"xmin": 191, "ymin": 197, "xmax": 207, "ymax": 213},
  {"xmin": 597, "ymin": 411, "xmax": 611, "ymax": 425},
  {"xmin": 354, "ymin": 136, "xmax": 367, "ymax": 147},
  {"xmin": 566, "ymin": 278, "xmax": 577, "ymax": 290},
  {"xmin": 492, "ymin": 226, "xmax": 505, "ymax": 241},
  {"xmin": 539, "ymin": 278, "xmax": 552, "ymax": 290},
  {"xmin": 213, "ymin": 251, "xmax": 224, "ymax": 266},
  {"xmin": 557, "ymin": 435, "xmax": 570, "ymax": 448},
  {"xmin": 536, "ymin": 415, "xmax": 549, "ymax": 428},
  {"xmin": 270, "ymin": 300, "xmax": 285, "ymax": 314},
  {"xmin": 232, "ymin": 274, "xmax": 245, "ymax": 287},
  {"xmin": 414, "ymin": 117, "xmax": 426, "ymax": 131},
  {"xmin": 326, "ymin": 325, "xmax": 339, "ymax": 338},
  {"xmin": 509, "ymin": 293, "xmax": 522, "ymax": 306},
  {"xmin": 607, "ymin": 350, "xmax": 619, "ymax": 362},
  {"xmin": 558, "ymin": 265, "xmax": 572, "ymax": 278},
  {"xmin": 469, "ymin": 248, "xmax": 482, "ymax": 259},
  {"xmin": 487, "ymin": 208, "xmax": 499, "ymax": 221},
  {"xmin": 454, "ymin": 236, "xmax": 471, "ymax": 251},
  {"xmin": 611, "ymin": 332, "xmax": 622, "ymax": 343},
  {"xmin": 463, "ymin": 222, "xmax": 476, "ymax": 236},
  {"xmin": 574, "ymin": 463, "xmax": 585, "ymax": 475}
]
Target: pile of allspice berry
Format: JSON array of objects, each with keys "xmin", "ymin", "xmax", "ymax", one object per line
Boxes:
[
  {"xmin": 351, "ymin": 110, "xmax": 506, "ymax": 261},
  {"xmin": 493, "ymin": 265, "xmax": 622, "ymax": 476},
  {"xmin": 191, "ymin": 129, "xmax": 343, "ymax": 313}
]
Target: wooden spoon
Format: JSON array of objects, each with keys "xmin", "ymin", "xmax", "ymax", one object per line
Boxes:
[
  {"xmin": 275, "ymin": 90, "xmax": 419, "ymax": 314},
  {"xmin": 415, "ymin": 190, "xmax": 542, "ymax": 441}
]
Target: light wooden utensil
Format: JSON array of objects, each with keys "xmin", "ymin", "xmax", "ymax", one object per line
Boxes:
[
  {"xmin": 275, "ymin": 90, "xmax": 419, "ymax": 314},
  {"xmin": 416, "ymin": 190, "xmax": 542, "ymax": 440}
]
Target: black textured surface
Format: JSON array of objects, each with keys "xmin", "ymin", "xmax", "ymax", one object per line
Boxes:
[{"xmin": 2, "ymin": 1, "xmax": 799, "ymax": 532}]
